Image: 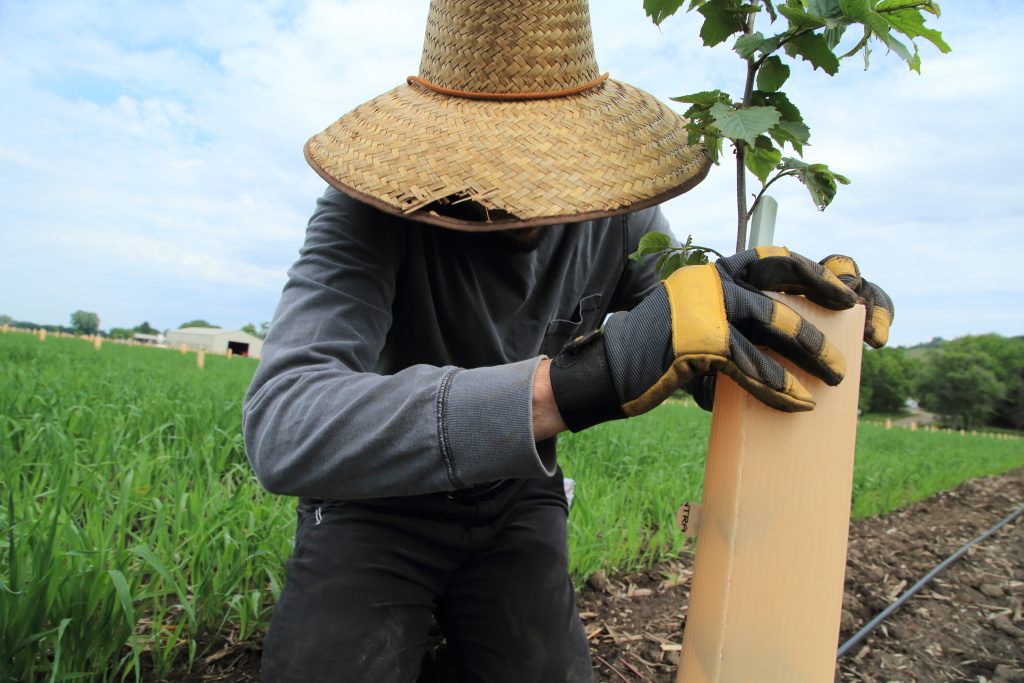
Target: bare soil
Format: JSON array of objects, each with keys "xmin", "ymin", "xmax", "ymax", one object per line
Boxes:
[
  {"xmin": 159, "ymin": 468, "xmax": 1023, "ymax": 683},
  {"xmin": 576, "ymin": 468, "xmax": 1024, "ymax": 683}
]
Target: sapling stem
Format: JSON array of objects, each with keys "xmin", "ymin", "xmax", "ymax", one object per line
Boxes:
[
  {"xmin": 747, "ymin": 170, "xmax": 798, "ymax": 222},
  {"xmin": 735, "ymin": 2, "xmax": 760, "ymax": 253}
]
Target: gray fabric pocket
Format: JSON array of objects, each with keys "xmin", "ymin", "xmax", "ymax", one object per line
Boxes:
[{"xmin": 542, "ymin": 293, "xmax": 603, "ymax": 356}]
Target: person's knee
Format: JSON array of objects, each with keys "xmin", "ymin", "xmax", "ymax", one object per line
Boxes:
[{"xmin": 262, "ymin": 601, "xmax": 432, "ymax": 682}]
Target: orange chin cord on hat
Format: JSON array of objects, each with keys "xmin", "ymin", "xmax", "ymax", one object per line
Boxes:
[{"xmin": 406, "ymin": 72, "xmax": 610, "ymax": 101}]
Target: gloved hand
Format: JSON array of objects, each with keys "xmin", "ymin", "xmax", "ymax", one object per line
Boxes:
[
  {"xmin": 549, "ymin": 246, "xmax": 860, "ymax": 431},
  {"xmin": 820, "ymin": 255, "xmax": 894, "ymax": 348},
  {"xmin": 715, "ymin": 247, "xmax": 894, "ymax": 348},
  {"xmin": 676, "ymin": 248, "xmax": 893, "ymax": 411}
]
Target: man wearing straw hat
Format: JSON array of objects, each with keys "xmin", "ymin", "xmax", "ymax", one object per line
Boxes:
[{"xmin": 243, "ymin": 0, "xmax": 893, "ymax": 680}]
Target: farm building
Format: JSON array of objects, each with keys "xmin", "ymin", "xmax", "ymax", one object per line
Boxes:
[
  {"xmin": 165, "ymin": 327, "xmax": 263, "ymax": 358},
  {"xmin": 131, "ymin": 333, "xmax": 164, "ymax": 346}
]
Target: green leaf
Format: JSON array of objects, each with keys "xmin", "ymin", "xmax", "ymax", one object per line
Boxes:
[
  {"xmin": 806, "ymin": 0, "xmax": 842, "ymax": 19},
  {"xmin": 131, "ymin": 544, "xmax": 196, "ymax": 621},
  {"xmin": 877, "ymin": 0, "xmax": 941, "ymax": 16},
  {"xmin": 839, "ymin": 0, "xmax": 886, "ymax": 31},
  {"xmin": 780, "ymin": 157, "xmax": 850, "ymax": 210},
  {"xmin": 758, "ymin": 33, "xmax": 784, "ymax": 54},
  {"xmin": 884, "ymin": 8, "xmax": 951, "ymax": 54},
  {"xmin": 698, "ymin": 0, "xmax": 747, "ymax": 47},
  {"xmin": 769, "ymin": 120, "xmax": 811, "ymax": 154},
  {"xmin": 839, "ymin": 0, "xmax": 918, "ymax": 67},
  {"xmin": 702, "ymin": 131, "xmax": 725, "ymax": 163},
  {"xmin": 757, "ymin": 56, "xmax": 790, "ymax": 92},
  {"xmin": 48, "ymin": 618, "xmax": 72, "ymax": 683},
  {"xmin": 631, "ymin": 231, "xmax": 673, "ymax": 261},
  {"xmin": 787, "ymin": 31, "xmax": 840, "ymax": 74},
  {"xmin": 778, "ymin": 5, "xmax": 826, "ymax": 29},
  {"xmin": 658, "ymin": 252, "xmax": 685, "ymax": 279},
  {"xmin": 686, "ymin": 250, "xmax": 711, "ymax": 265},
  {"xmin": 734, "ymin": 31, "xmax": 766, "ymax": 58},
  {"xmin": 107, "ymin": 570, "xmax": 141, "ymax": 680},
  {"xmin": 745, "ymin": 138, "xmax": 783, "ymax": 183},
  {"xmin": 108, "ymin": 569, "xmax": 136, "ymax": 631},
  {"xmin": 751, "ymin": 90, "xmax": 804, "ymax": 124},
  {"xmin": 710, "ymin": 102, "xmax": 782, "ymax": 147},
  {"xmin": 708, "ymin": 102, "xmax": 778, "ymax": 147},
  {"xmin": 644, "ymin": 0, "xmax": 687, "ymax": 25},
  {"xmin": 671, "ymin": 89, "xmax": 730, "ymax": 105},
  {"xmin": 878, "ymin": 29, "xmax": 914, "ymax": 66},
  {"xmin": 823, "ymin": 24, "xmax": 848, "ymax": 49}
]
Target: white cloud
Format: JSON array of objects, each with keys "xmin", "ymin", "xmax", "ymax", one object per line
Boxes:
[{"xmin": 0, "ymin": 0, "xmax": 1021, "ymax": 344}]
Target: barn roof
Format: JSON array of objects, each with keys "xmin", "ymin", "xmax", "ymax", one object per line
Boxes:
[{"xmin": 174, "ymin": 327, "xmax": 225, "ymax": 336}]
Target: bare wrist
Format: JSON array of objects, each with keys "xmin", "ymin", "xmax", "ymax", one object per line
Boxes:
[{"xmin": 532, "ymin": 358, "xmax": 567, "ymax": 441}]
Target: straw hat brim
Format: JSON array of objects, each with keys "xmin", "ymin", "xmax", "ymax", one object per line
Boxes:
[{"xmin": 305, "ymin": 79, "xmax": 712, "ymax": 231}]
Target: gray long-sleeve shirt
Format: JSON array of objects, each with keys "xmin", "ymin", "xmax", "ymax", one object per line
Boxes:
[{"xmin": 242, "ymin": 187, "xmax": 667, "ymax": 501}]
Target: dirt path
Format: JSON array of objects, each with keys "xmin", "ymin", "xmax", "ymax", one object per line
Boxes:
[{"xmin": 161, "ymin": 469, "xmax": 1024, "ymax": 682}]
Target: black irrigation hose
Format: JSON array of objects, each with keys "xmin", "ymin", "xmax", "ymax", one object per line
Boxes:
[{"xmin": 837, "ymin": 501, "xmax": 1024, "ymax": 659}]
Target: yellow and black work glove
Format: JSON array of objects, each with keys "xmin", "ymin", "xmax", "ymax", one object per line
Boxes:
[
  {"xmin": 549, "ymin": 246, "xmax": 860, "ymax": 432},
  {"xmin": 716, "ymin": 247, "xmax": 894, "ymax": 348},
  {"xmin": 820, "ymin": 255, "xmax": 894, "ymax": 348},
  {"xmin": 685, "ymin": 245, "xmax": 896, "ymax": 411}
]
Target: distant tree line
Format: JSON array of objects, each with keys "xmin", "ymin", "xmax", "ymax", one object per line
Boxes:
[
  {"xmin": 1, "ymin": 312, "xmax": 270, "ymax": 342},
  {"xmin": 860, "ymin": 334, "xmax": 1024, "ymax": 431},
  {"xmin": 107, "ymin": 321, "xmax": 159, "ymax": 340}
]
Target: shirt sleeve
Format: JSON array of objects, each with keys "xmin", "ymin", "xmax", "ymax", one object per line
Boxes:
[{"xmin": 242, "ymin": 188, "xmax": 556, "ymax": 501}]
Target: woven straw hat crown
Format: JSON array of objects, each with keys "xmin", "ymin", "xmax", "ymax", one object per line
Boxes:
[
  {"xmin": 418, "ymin": 0, "xmax": 600, "ymax": 95},
  {"xmin": 304, "ymin": 0, "xmax": 710, "ymax": 230}
]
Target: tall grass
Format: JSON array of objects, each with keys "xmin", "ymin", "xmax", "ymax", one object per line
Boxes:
[
  {"xmin": 2, "ymin": 332, "xmax": 1021, "ymax": 680},
  {"xmin": 0, "ymin": 334, "xmax": 291, "ymax": 681},
  {"xmin": 559, "ymin": 401, "xmax": 710, "ymax": 578},
  {"xmin": 560, "ymin": 405, "xmax": 1024, "ymax": 579},
  {"xmin": 850, "ymin": 423, "xmax": 1023, "ymax": 520}
]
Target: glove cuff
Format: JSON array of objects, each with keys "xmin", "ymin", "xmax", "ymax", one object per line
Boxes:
[{"xmin": 549, "ymin": 329, "xmax": 626, "ymax": 432}]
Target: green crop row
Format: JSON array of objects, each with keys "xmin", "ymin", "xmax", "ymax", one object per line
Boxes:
[
  {"xmin": 1, "ymin": 333, "xmax": 1021, "ymax": 681},
  {"xmin": 559, "ymin": 404, "xmax": 1024, "ymax": 580},
  {"xmin": 0, "ymin": 334, "xmax": 290, "ymax": 681}
]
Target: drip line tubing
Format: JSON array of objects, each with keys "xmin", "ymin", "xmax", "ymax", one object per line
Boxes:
[{"xmin": 837, "ymin": 501, "xmax": 1024, "ymax": 659}]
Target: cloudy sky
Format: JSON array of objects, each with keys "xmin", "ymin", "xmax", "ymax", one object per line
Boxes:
[{"xmin": 1, "ymin": 1, "xmax": 1021, "ymax": 347}]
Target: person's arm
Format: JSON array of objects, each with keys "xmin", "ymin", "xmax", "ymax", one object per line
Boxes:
[
  {"xmin": 549, "ymin": 246, "xmax": 890, "ymax": 432},
  {"xmin": 532, "ymin": 359, "xmax": 567, "ymax": 441},
  {"xmin": 243, "ymin": 189, "xmax": 557, "ymax": 501}
]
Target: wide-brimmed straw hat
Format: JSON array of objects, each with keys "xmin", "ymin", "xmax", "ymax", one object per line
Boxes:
[{"xmin": 305, "ymin": 0, "xmax": 711, "ymax": 231}]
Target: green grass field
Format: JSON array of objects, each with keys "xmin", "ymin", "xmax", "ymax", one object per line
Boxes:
[{"xmin": 2, "ymin": 333, "xmax": 1021, "ymax": 681}]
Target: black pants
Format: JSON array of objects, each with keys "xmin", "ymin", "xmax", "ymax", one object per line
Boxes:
[{"xmin": 261, "ymin": 472, "xmax": 593, "ymax": 682}]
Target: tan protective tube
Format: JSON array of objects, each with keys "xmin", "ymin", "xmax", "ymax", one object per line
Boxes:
[{"xmin": 678, "ymin": 296, "xmax": 865, "ymax": 683}]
